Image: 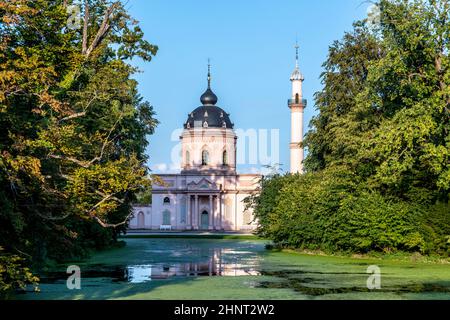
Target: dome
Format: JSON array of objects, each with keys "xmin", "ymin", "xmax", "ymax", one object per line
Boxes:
[
  {"xmin": 200, "ymin": 88, "xmax": 218, "ymax": 106},
  {"xmin": 185, "ymin": 62, "xmax": 233, "ymax": 129},
  {"xmin": 185, "ymin": 105, "xmax": 233, "ymax": 129},
  {"xmin": 290, "ymin": 67, "xmax": 304, "ymax": 81}
]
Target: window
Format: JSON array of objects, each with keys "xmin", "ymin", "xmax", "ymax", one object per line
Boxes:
[
  {"xmin": 243, "ymin": 211, "xmax": 252, "ymax": 225},
  {"xmin": 137, "ymin": 211, "xmax": 145, "ymax": 228},
  {"xmin": 180, "ymin": 199, "xmax": 187, "ymax": 224},
  {"xmin": 162, "ymin": 210, "xmax": 171, "ymax": 225},
  {"xmin": 202, "ymin": 150, "xmax": 209, "ymax": 166},
  {"xmin": 295, "ymin": 93, "xmax": 300, "ymax": 104},
  {"xmin": 222, "ymin": 150, "xmax": 228, "ymax": 166},
  {"xmin": 163, "ymin": 197, "xmax": 170, "ymax": 205},
  {"xmin": 186, "ymin": 151, "xmax": 190, "ymax": 166}
]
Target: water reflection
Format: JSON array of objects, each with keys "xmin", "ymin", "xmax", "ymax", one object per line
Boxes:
[
  {"xmin": 125, "ymin": 247, "xmax": 261, "ymax": 283},
  {"xmin": 20, "ymin": 239, "xmax": 450, "ymax": 299}
]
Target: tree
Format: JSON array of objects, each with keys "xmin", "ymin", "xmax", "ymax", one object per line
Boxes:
[
  {"xmin": 0, "ymin": 0, "xmax": 158, "ymax": 291},
  {"xmin": 357, "ymin": 0, "xmax": 449, "ymax": 202},
  {"xmin": 304, "ymin": 22, "xmax": 381, "ymax": 172},
  {"xmin": 0, "ymin": 246, "xmax": 39, "ymax": 299}
]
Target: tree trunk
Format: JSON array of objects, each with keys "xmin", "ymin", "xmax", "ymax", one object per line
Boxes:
[{"xmin": 82, "ymin": 0, "xmax": 89, "ymax": 55}]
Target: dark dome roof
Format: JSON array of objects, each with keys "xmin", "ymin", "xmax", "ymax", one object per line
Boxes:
[
  {"xmin": 200, "ymin": 88, "xmax": 218, "ymax": 106},
  {"xmin": 186, "ymin": 65, "xmax": 233, "ymax": 129},
  {"xmin": 185, "ymin": 105, "xmax": 233, "ymax": 129}
]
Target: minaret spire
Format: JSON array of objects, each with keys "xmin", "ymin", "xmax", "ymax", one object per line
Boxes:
[
  {"xmin": 290, "ymin": 41, "xmax": 304, "ymax": 82},
  {"xmin": 207, "ymin": 58, "xmax": 211, "ymax": 89}
]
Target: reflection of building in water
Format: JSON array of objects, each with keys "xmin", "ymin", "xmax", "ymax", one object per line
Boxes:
[{"xmin": 126, "ymin": 248, "xmax": 260, "ymax": 283}]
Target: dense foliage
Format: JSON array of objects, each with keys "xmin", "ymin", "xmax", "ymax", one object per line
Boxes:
[
  {"xmin": 0, "ymin": 247, "xmax": 39, "ymax": 297},
  {"xmin": 0, "ymin": 0, "xmax": 158, "ymax": 294},
  {"xmin": 249, "ymin": 0, "xmax": 449, "ymax": 255}
]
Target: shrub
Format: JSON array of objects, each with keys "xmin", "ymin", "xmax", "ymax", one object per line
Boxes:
[
  {"xmin": 250, "ymin": 167, "xmax": 448, "ymax": 255},
  {"xmin": 0, "ymin": 247, "xmax": 39, "ymax": 298},
  {"xmin": 328, "ymin": 192, "xmax": 426, "ymax": 253}
]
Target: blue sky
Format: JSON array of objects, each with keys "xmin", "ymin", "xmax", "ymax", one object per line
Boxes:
[{"xmin": 127, "ymin": 0, "xmax": 372, "ymax": 174}]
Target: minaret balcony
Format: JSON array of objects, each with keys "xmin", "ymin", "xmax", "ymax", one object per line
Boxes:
[{"xmin": 288, "ymin": 98, "xmax": 307, "ymax": 107}]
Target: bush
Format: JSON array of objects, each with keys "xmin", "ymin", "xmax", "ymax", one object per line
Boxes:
[
  {"xmin": 328, "ymin": 192, "xmax": 426, "ymax": 253},
  {"xmin": 420, "ymin": 202, "xmax": 450, "ymax": 255},
  {"xmin": 0, "ymin": 247, "xmax": 39, "ymax": 298},
  {"xmin": 249, "ymin": 167, "xmax": 449, "ymax": 255}
]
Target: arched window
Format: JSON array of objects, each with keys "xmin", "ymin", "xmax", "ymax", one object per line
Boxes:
[
  {"xmin": 186, "ymin": 151, "xmax": 190, "ymax": 166},
  {"xmin": 295, "ymin": 93, "xmax": 300, "ymax": 104},
  {"xmin": 243, "ymin": 211, "xmax": 252, "ymax": 225},
  {"xmin": 137, "ymin": 211, "xmax": 145, "ymax": 228},
  {"xmin": 222, "ymin": 150, "xmax": 228, "ymax": 166},
  {"xmin": 202, "ymin": 150, "xmax": 209, "ymax": 166},
  {"xmin": 163, "ymin": 197, "xmax": 170, "ymax": 205}
]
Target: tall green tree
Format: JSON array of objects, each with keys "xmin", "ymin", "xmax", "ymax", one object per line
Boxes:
[
  {"xmin": 305, "ymin": 0, "xmax": 449, "ymax": 203},
  {"xmin": 0, "ymin": 0, "xmax": 158, "ymax": 292},
  {"xmin": 357, "ymin": 0, "xmax": 449, "ymax": 202},
  {"xmin": 304, "ymin": 22, "xmax": 381, "ymax": 172}
]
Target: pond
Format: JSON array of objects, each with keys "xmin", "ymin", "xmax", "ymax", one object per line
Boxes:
[{"xmin": 16, "ymin": 238, "xmax": 450, "ymax": 300}]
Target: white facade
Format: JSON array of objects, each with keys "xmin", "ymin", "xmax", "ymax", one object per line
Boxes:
[
  {"xmin": 130, "ymin": 205, "xmax": 152, "ymax": 229},
  {"xmin": 181, "ymin": 127, "xmax": 237, "ymax": 171},
  {"xmin": 129, "ymin": 173, "xmax": 260, "ymax": 231}
]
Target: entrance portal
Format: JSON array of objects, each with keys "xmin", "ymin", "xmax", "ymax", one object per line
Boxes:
[{"xmin": 201, "ymin": 211, "xmax": 209, "ymax": 230}]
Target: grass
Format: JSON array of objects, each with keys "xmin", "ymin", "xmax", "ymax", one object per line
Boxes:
[{"xmin": 276, "ymin": 248, "xmax": 450, "ymax": 265}]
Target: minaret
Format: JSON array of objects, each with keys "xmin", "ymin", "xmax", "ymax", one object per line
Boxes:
[{"xmin": 288, "ymin": 42, "xmax": 306, "ymax": 174}]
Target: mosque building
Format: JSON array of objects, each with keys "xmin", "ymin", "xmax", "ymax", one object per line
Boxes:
[{"xmin": 130, "ymin": 46, "xmax": 305, "ymax": 231}]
